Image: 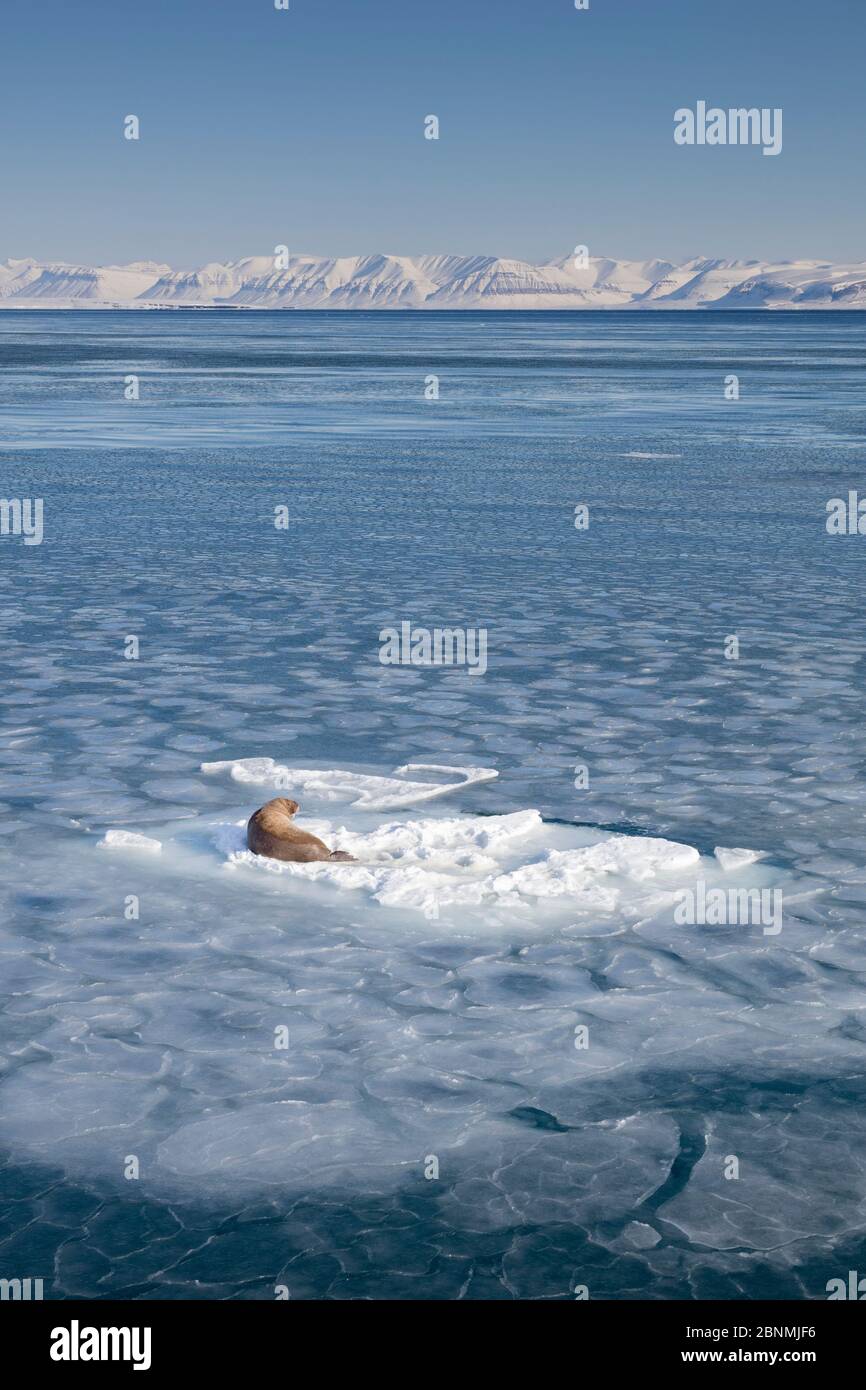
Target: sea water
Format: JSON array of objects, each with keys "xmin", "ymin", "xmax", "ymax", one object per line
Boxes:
[{"xmin": 1, "ymin": 310, "xmax": 865, "ymax": 1300}]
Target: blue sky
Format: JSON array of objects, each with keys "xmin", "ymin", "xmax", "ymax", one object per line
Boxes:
[{"xmin": 1, "ymin": 0, "xmax": 863, "ymax": 266}]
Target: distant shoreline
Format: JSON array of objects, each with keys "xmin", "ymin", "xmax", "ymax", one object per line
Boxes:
[
  {"xmin": 4, "ymin": 254, "xmax": 864, "ymax": 311},
  {"xmin": 2, "ymin": 305, "xmax": 865, "ymax": 314}
]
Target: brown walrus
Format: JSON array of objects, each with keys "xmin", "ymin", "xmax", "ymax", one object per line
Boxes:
[{"xmin": 246, "ymin": 797, "xmax": 357, "ymax": 864}]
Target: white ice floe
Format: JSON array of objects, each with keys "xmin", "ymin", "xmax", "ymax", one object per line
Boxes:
[
  {"xmin": 201, "ymin": 758, "xmax": 497, "ymax": 809},
  {"xmin": 97, "ymin": 829, "xmax": 162, "ymax": 854},
  {"xmin": 489, "ymin": 837, "xmax": 699, "ymax": 898},
  {"xmin": 714, "ymin": 845, "xmax": 767, "ymax": 871},
  {"xmin": 215, "ymin": 806, "xmax": 702, "ymax": 921},
  {"xmin": 620, "ymin": 451, "xmax": 682, "ymax": 459}
]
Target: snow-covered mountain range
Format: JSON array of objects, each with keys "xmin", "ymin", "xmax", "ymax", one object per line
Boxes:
[{"xmin": 2, "ymin": 252, "xmax": 865, "ymax": 309}]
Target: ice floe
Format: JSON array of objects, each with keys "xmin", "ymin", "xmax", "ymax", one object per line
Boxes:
[
  {"xmin": 714, "ymin": 845, "xmax": 767, "ymax": 871},
  {"xmin": 98, "ymin": 829, "xmax": 162, "ymax": 854},
  {"xmin": 201, "ymin": 758, "xmax": 498, "ymax": 809},
  {"xmin": 210, "ymin": 796, "xmax": 704, "ymax": 923}
]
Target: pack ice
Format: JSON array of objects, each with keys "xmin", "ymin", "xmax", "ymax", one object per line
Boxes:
[{"xmin": 5, "ymin": 759, "xmax": 856, "ymax": 1290}]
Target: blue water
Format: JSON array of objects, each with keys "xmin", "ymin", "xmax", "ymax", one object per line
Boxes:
[{"xmin": 1, "ymin": 310, "xmax": 866, "ymax": 1300}]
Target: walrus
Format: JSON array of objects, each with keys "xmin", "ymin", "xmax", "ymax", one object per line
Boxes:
[{"xmin": 246, "ymin": 797, "xmax": 357, "ymax": 864}]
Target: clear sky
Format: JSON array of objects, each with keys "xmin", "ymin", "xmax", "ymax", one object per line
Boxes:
[{"xmin": 1, "ymin": 0, "xmax": 863, "ymax": 267}]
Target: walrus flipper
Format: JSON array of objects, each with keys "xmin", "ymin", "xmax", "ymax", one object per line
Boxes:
[{"xmin": 328, "ymin": 849, "xmax": 357, "ymax": 862}]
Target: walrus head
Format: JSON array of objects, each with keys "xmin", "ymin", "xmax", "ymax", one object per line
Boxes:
[{"xmin": 273, "ymin": 797, "xmax": 300, "ymax": 817}]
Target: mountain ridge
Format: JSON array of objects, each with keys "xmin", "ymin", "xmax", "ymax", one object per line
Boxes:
[{"xmin": 1, "ymin": 253, "xmax": 864, "ymax": 309}]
